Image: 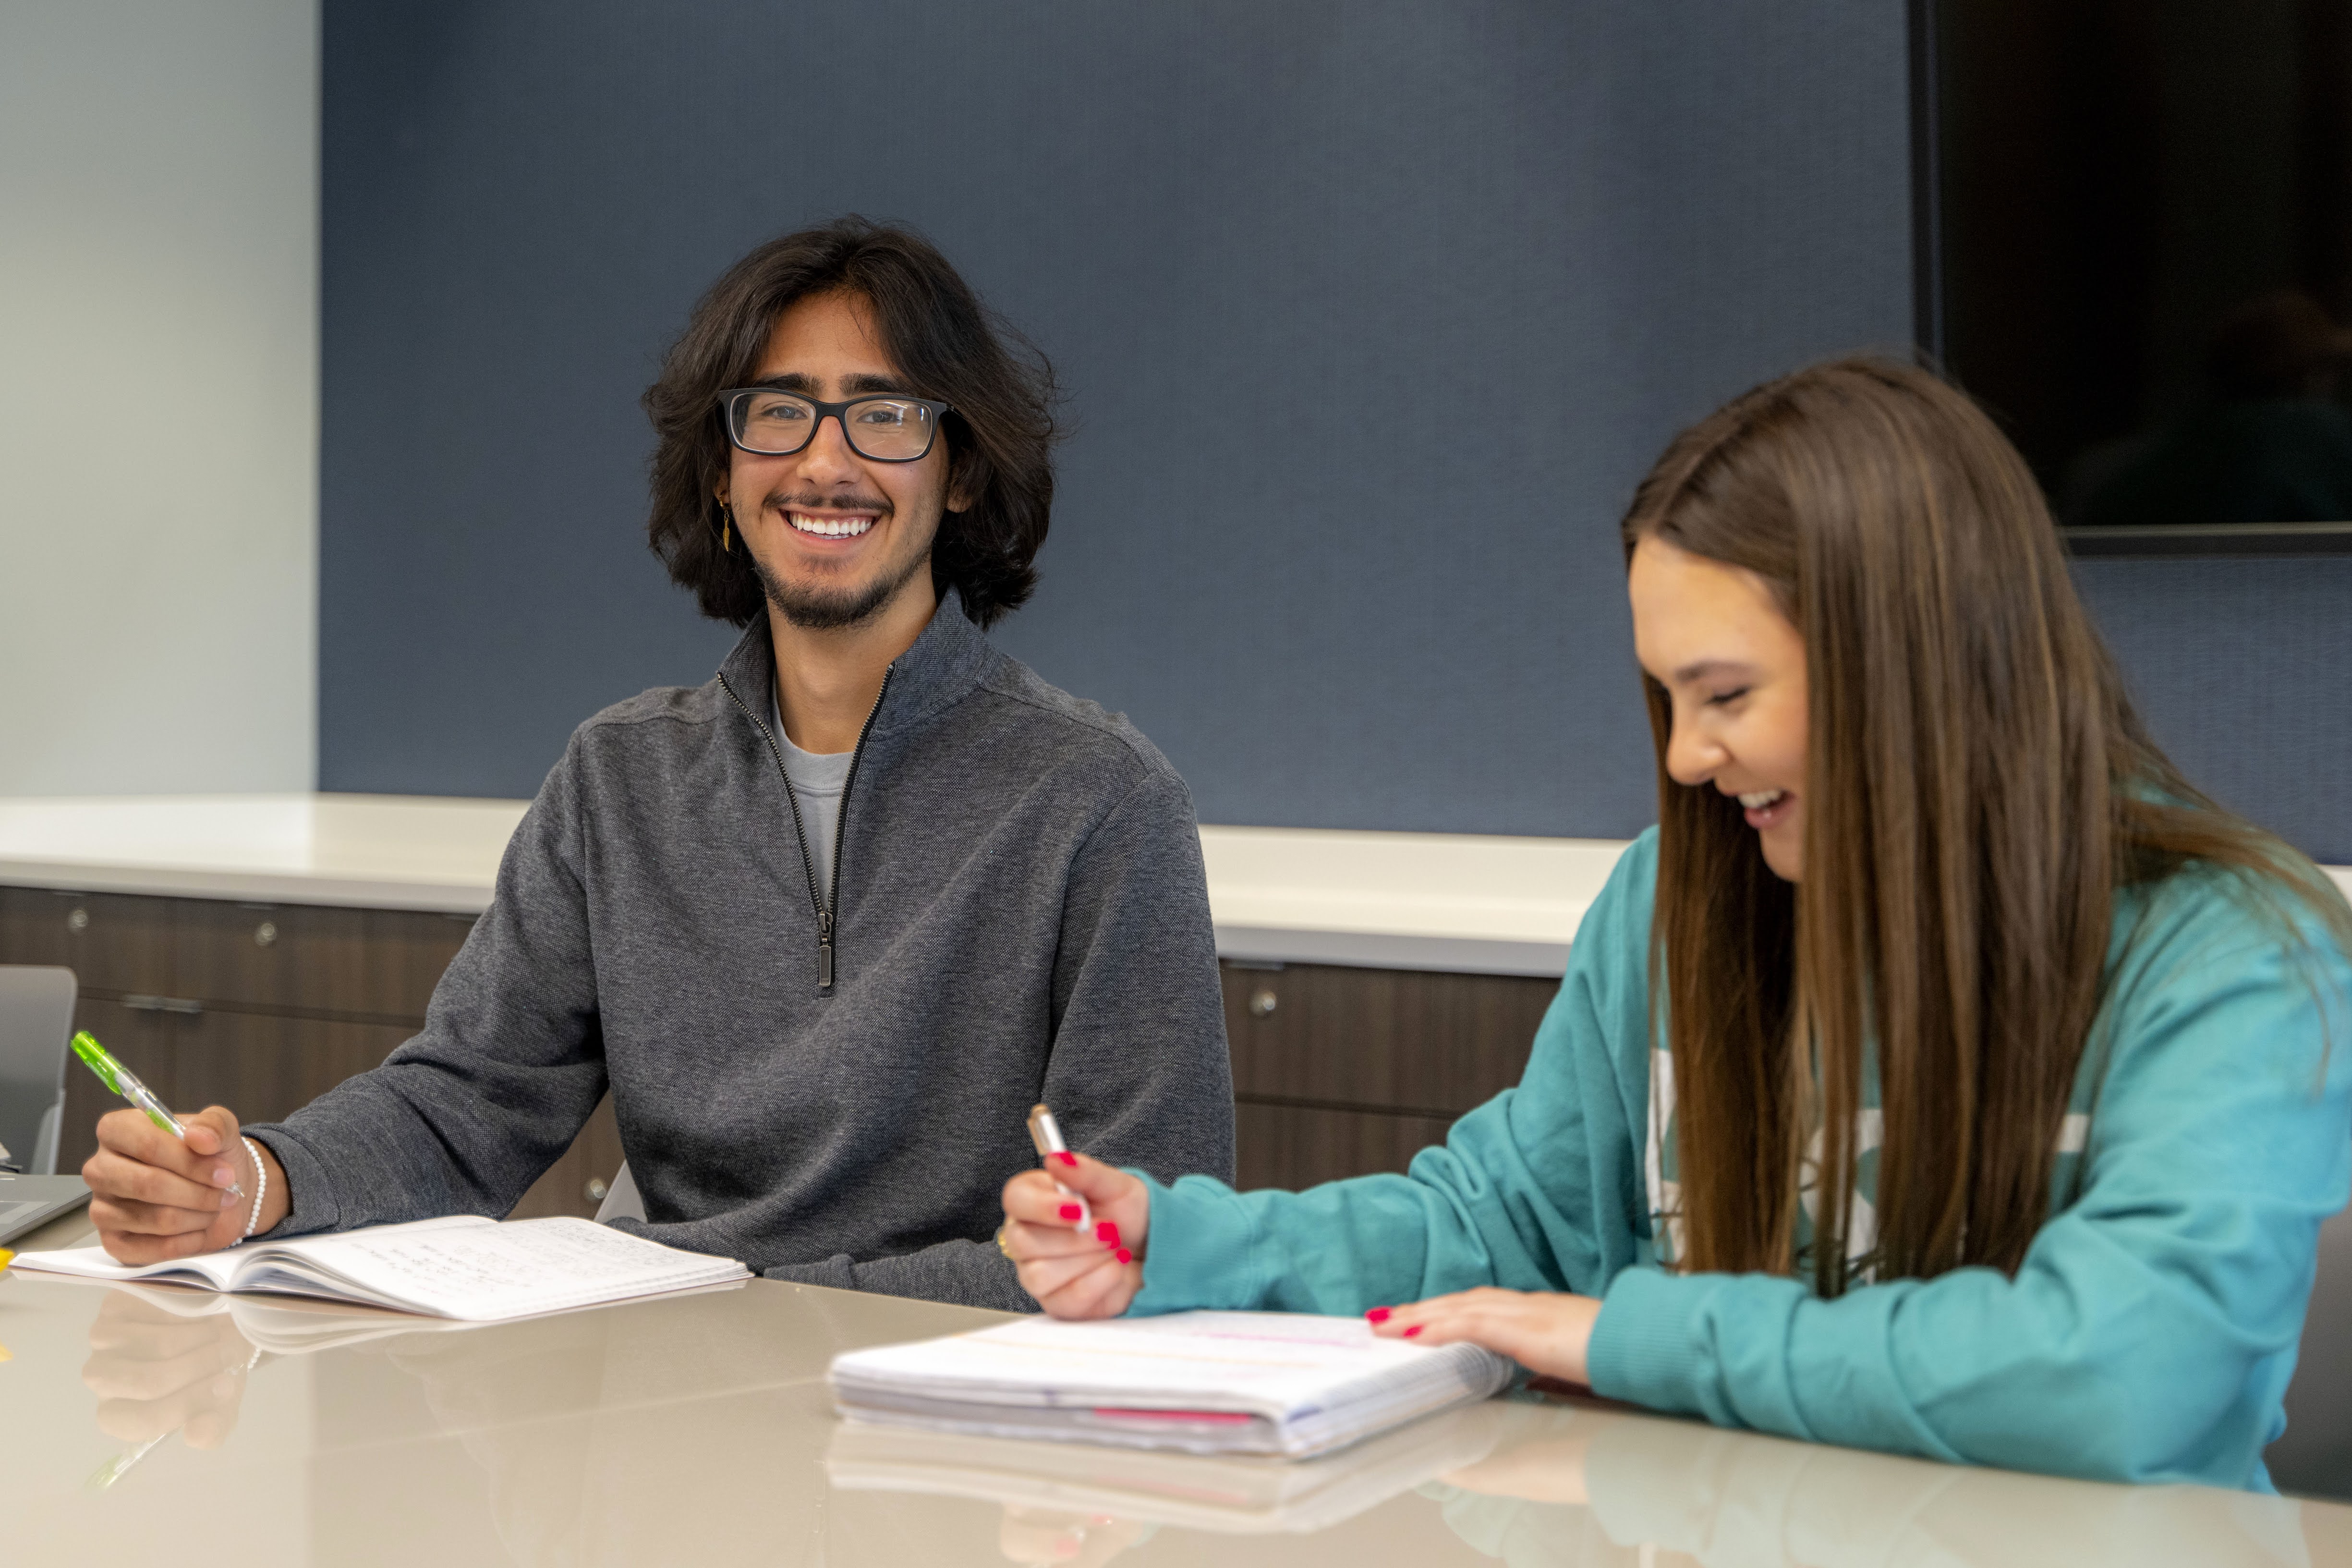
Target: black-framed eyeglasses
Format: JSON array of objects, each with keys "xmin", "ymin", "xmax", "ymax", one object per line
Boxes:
[{"xmin": 716, "ymin": 387, "xmax": 952, "ymax": 462}]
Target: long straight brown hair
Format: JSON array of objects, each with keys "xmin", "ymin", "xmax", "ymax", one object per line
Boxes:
[{"xmin": 1625, "ymin": 358, "xmax": 2352, "ymax": 1293}]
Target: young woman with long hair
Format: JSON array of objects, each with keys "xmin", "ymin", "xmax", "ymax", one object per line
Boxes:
[{"xmin": 1000, "ymin": 359, "xmax": 2352, "ymax": 1488}]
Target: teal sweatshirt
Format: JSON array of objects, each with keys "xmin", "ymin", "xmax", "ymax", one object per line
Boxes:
[{"xmin": 1128, "ymin": 830, "xmax": 2352, "ymax": 1489}]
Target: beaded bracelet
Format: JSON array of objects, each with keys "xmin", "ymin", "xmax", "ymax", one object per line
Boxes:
[{"xmin": 238, "ymin": 1136, "xmax": 268, "ymax": 1243}]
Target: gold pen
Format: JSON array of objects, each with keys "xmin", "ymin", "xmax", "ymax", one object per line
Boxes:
[{"xmin": 1026, "ymin": 1103, "xmax": 1091, "ymax": 1231}]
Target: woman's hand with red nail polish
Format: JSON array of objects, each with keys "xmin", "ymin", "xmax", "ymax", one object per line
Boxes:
[
  {"xmin": 1365, "ymin": 1287, "xmax": 1604, "ymax": 1386},
  {"xmin": 999, "ymin": 1151, "xmax": 1149, "ymax": 1319}
]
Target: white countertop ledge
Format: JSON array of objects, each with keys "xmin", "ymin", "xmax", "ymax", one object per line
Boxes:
[
  {"xmin": 0, "ymin": 795, "xmax": 1612, "ymax": 974},
  {"xmin": 1199, "ymin": 825, "xmax": 1623, "ymax": 975},
  {"xmin": 4, "ymin": 795, "xmax": 2345, "ymax": 979},
  {"xmin": 0, "ymin": 794, "xmax": 532, "ymax": 916}
]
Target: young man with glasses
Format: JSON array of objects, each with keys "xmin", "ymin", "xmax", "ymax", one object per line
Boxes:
[{"xmin": 81, "ymin": 219, "xmax": 1235, "ymax": 1309}]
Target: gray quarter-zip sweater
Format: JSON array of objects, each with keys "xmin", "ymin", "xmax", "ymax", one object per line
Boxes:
[{"xmin": 245, "ymin": 594, "xmax": 1236, "ymax": 1310}]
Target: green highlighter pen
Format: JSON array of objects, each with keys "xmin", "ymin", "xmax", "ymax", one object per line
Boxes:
[{"xmin": 70, "ymin": 1030, "xmax": 243, "ymax": 1201}]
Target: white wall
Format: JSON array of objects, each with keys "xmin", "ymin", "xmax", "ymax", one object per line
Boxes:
[{"xmin": 0, "ymin": 0, "xmax": 317, "ymax": 794}]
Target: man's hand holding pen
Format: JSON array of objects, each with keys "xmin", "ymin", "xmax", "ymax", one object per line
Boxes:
[{"xmin": 84, "ymin": 1106, "xmax": 289, "ymax": 1265}]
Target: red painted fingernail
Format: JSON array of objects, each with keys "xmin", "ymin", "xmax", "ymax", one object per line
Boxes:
[
  {"xmin": 1365, "ymin": 1307, "xmax": 1392, "ymax": 1324},
  {"xmin": 1059, "ymin": 1203, "xmax": 1081, "ymax": 1221},
  {"xmin": 1095, "ymin": 1220, "xmax": 1120, "ymax": 1246},
  {"xmin": 1404, "ymin": 1325, "xmax": 1423, "ymax": 1338},
  {"xmin": 1115, "ymin": 1247, "xmax": 1132, "ymax": 1264},
  {"xmin": 1055, "ymin": 1151, "xmax": 1077, "ymax": 1167}
]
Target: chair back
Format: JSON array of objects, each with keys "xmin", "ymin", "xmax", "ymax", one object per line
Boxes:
[
  {"xmin": 0, "ymin": 966, "xmax": 77, "ymax": 1175},
  {"xmin": 2272, "ymin": 1200, "xmax": 2352, "ymax": 1500}
]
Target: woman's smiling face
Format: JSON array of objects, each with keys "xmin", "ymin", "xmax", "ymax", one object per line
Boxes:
[{"xmin": 1628, "ymin": 535, "xmax": 1811, "ymax": 880}]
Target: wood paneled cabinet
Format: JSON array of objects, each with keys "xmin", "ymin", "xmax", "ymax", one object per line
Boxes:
[
  {"xmin": 0, "ymin": 886, "xmax": 619, "ymax": 1221},
  {"xmin": 1219, "ymin": 960, "xmax": 1557, "ymax": 1190},
  {"xmin": 1, "ymin": 882, "xmax": 1559, "ymax": 1217}
]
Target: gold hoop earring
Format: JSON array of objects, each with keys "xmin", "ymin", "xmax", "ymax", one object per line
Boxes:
[{"xmin": 718, "ymin": 501, "xmax": 733, "ymax": 553}]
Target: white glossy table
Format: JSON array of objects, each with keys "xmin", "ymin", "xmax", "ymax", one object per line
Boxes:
[{"xmin": 5, "ymin": 1209, "xmax": 2345, "ymax": 1567}]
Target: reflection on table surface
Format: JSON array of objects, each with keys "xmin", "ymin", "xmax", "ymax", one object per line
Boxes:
[{"xmin": 4, "ymin": 1251, "xmax": 2349, "ymax": 1567}]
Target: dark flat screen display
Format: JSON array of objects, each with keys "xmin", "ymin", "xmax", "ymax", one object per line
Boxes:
[{"xmin": 1937, "ymin": 0, "xmax": 2352, "ymax": 532}]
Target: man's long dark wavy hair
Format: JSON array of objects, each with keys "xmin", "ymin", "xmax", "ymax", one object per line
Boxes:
[{"xmin": 643, "ymin": 217, "xmax": 1058, "ymax": 629}]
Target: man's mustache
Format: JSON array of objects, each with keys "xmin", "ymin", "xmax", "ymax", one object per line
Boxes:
[{"xmin": 765, "ymin": 490, "xmax": 893, "ymax": 516}]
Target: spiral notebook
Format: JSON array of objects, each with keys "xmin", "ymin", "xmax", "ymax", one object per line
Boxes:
[{"xmin": 829, "ymin": 1310, "xmax": 1514, "ymax": 1459}]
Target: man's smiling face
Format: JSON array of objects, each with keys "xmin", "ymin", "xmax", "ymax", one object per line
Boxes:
[{"xmin": 721, "ymin": 290, "xmax": 960, "ymax": 630}]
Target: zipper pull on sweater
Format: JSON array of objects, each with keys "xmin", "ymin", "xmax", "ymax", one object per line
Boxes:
[{"xmin": 719, "ymin": 659, "xmax": 891, "ymax": 996}]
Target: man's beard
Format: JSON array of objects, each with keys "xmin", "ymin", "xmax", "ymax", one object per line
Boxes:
[{"xmin": 750, "ymin": 521, "xmax": 933, "ymax": 632}]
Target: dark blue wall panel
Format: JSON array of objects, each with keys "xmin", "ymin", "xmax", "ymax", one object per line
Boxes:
[
  {"xmin": 319, "ymin": 0, "xmax": 1912, "ymax": 836},
  {"xmin": 319, "ymin": 1, "xmax": 2349, "ymax": 863},
  {"xmin": 2075, "ymin": 558, "xmax": 2352, "ymax": 863}
]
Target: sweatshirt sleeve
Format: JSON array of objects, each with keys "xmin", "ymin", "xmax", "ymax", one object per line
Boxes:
[
  {"xmin": 1041, "ymin": 762, "xmax": 1235, "ymax": 1187},
  {"xmin": 1584, "ymin": 885, "xmax": 2352, "ymax": 1488},
  {"xmin": 763, "ymin": 761, "xmax": 1235, "ymax": 1312},
  {"xmin": 243, "ymin": 736, "xmax": 608, "ymax": 1235},
  {"xmin": 1127, "ymin": 838, "xmax": 1662, "ymax": 1317},
  {"xmin": 761, "ymin": 1239, "xmax": 1033, "ymax": 1311}
]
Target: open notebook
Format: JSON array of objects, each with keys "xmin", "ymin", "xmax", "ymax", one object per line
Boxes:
[
  {"xmin": 9, "ymin": 1214, "xmax": 749, "ymax": 1322},
  {"xmin": 829, "ymin": 1310, "xmax": 1514, "ymax": 1459}
]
